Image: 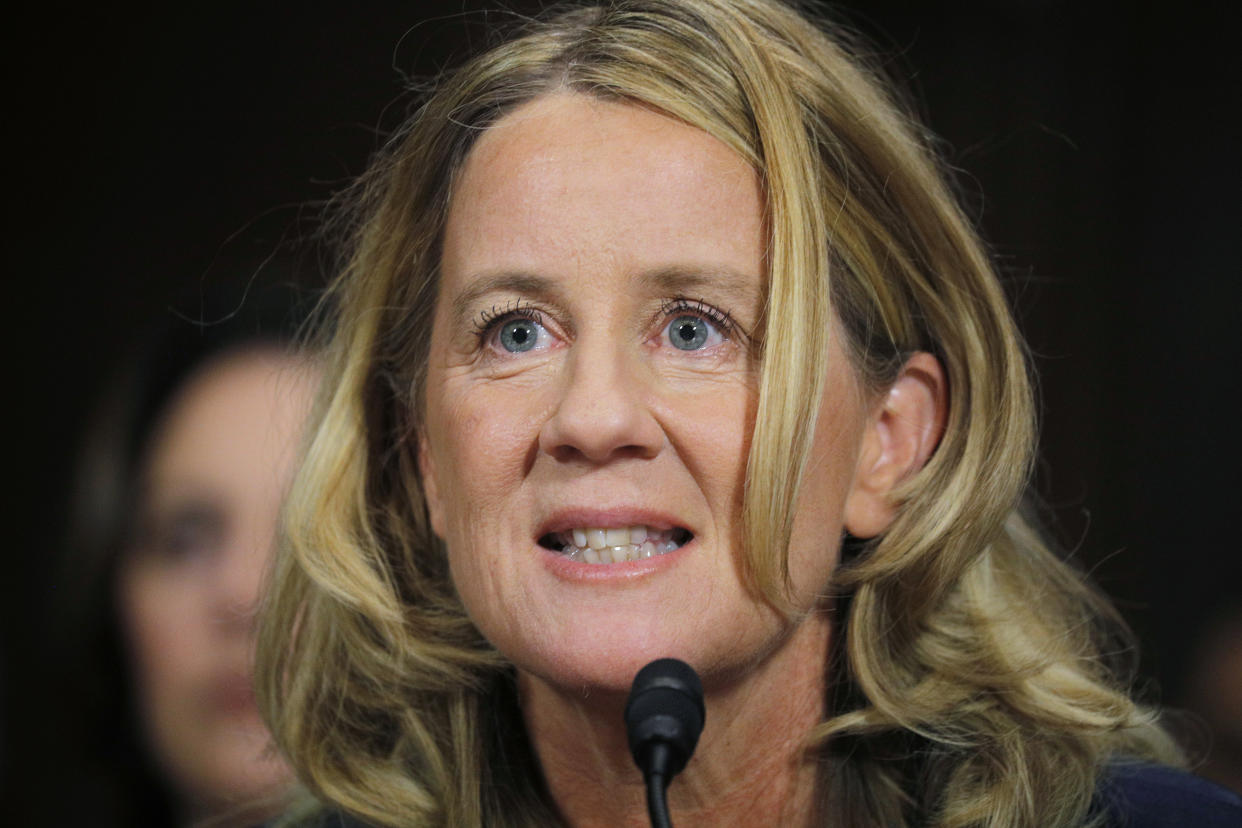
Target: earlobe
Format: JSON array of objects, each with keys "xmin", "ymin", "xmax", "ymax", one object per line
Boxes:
[
  {"xmin": 843, "ymin": 352, "xmax": 947, "ymax": 538},
  {"xmin": 417, "ymin": 430, "xmax": 447, "ymax": 538}
]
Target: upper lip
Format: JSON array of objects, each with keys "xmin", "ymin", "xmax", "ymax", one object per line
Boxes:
[{"xmin": 535, "ymin": 507, "xmax": 692, "ymax": 540}]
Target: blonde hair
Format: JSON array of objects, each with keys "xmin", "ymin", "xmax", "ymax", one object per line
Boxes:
[{"xmin": 257, "ymin": 1, "xmax": 1180, "ymax": 825}]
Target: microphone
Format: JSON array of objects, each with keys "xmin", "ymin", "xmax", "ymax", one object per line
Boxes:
[{"xmin": 624, "ymin": 658, "xmax": 705, "ymax": 828}]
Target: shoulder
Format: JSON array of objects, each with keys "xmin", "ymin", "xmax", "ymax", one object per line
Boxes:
[{"xmin": 1092, "ymin": 762, "xmax": 1242, "ymax": 828}]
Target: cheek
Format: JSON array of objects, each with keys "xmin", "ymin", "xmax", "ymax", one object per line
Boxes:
[
  {"xmin": 668, "ymin": 391, "xmax": 754, "ymax": 533},
  {"xmin": 664, "ymin": 367, "xmax": 756, "ymax": 475},
  {"xmin": 785, "ymin": 467, "xmax": 849, "ymax": 604},
  {"xmin": 428, "ymin": 395, "xmax": 544, "ymax": 536},
  {"xmin": 785, "ymin": 406, "xmax": 869, "ymax": 605},
  {"xmin": 117, "ymin": 567, "xmax": 206, "ymax": 723},
  {"xmin": 423, "ymin": 387, "xmax": 547, "ymax": 613}
]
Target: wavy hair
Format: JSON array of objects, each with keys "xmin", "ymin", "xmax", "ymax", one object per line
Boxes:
[{"xmin": 257, "ymin": 1, "xmax": 1180, "ymax": 825}]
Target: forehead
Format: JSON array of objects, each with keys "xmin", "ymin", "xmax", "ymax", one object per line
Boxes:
[
  {"xmin": 142, "ymin": 349, "xmax": 314, "ymax": 492},
  {"xmin": 440, "ymin": 92, "xmax": 765, "ymax": 293}
]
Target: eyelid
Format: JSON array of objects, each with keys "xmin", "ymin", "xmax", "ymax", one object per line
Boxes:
[
  {"xmin": 468, "ymin": 295, "xmax": 750, "ymax": 352},
  {"xmin": 658, "ymin": 296, "xmax": 749, "ymax": 345},
  {"xmin": 132, "ymin": 503, "xmax": 226, "ymax": 562},
  {"xmin": 472, "ymin": 299, "xmax": 545, "ymax": 341},
  {"xmin": 472, "ymin": 299, "xmax": 561, "ymax": 357}
]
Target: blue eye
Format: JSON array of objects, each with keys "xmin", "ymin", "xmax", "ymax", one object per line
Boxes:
[
  {"xmin": 659, "ymin": 299, "xmax": 736, "ymax": 352},
  {"xmin": 498, "ymin": 317, "xmax": 545, "ymax": 352},
  {"xmin": 666, "ymin": 315, "xmax": 720, "ymax": 350}
]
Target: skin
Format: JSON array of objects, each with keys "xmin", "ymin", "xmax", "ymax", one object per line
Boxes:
[
  {"xmin": 117, "ymin": 348, "xmax": 315, "ymax": 826},
  {"xmin": 419, "ymin": 92, "xmax": 945, "ymax": 826}
]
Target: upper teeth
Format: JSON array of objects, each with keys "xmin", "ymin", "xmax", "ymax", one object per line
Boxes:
[{"xmin": 557, "ymin": 525, "xmax": 683, "ymax": 564}]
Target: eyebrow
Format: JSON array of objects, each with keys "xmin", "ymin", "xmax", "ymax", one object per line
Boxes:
[
  {"xmin": 448, "ymin": 272, "xmax": 566, "ymax": 328},
  {"xmin": 640, "ymin": 265, "xmax": 761, "ymax": 304},
  {"xmin": 446, "ymin": 264, "xmax": 763, "ymax": 326}
]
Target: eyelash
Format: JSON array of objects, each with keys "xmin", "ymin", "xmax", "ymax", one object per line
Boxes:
[
  {"xmin": 471, "ymin": 296, "xmax": 742, "ymax": 347},
  {"xmin": 660, "ymin": 297, "xmax": 740, "ymax": 341},
  {"xmin": 472, "ymin": 300, "xmax": 544, "ymax": 343}
]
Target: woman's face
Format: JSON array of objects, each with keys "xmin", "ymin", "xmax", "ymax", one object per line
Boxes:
[
  {"xmin": 420, "ymin": 93, "xmax": 877, "ymax": 694},
  {"xmin": 118, "ymin": 348, "xmax": 314, "ymax": 821}
]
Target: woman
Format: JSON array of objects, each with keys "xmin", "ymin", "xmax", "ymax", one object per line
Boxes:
[
  {"xmin": 58, "ymin": 295, "xmax": 313, "ymax": 826},
  {"xmin": 257, "ymin": 1, "xmax": 1240, "ymax": 825}
]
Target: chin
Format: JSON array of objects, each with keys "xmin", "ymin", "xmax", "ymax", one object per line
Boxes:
[
  {"xmin": 513, "ymin": 612, "xmax": 779, "ymax": 701},
  {"xmin": 195, "ymin": 724, "xmax": 291, "ymax": 804}
]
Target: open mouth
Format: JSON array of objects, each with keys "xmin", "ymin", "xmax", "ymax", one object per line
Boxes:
[{"xmin": 538, "ymin": 525, "xmax": 694, "ymax": 564}]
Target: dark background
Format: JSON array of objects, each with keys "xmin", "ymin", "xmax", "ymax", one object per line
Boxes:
[{"xmin": 6, "ymin": 0, "xmax": 1240, "ymax": 805}]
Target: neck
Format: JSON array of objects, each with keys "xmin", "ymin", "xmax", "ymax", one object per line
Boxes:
[{"xmin": 519, "ymin": 613, "xmax": 831, "ymax": 828}]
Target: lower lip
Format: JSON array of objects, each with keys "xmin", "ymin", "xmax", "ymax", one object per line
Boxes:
[{"xmin": 541, "ymin": 539, "xmax": 691, "ymax": 582}]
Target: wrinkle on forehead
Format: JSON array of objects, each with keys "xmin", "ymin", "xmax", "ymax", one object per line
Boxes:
[{"xmin": 442, "ymin": 92, "xmax": 763, "ymax": 284}]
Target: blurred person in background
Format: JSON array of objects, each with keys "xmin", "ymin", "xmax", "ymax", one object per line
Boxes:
[
  {"xmin": 52, "ymin": 290, "xmax": 316, "ymax": 827},
  {"xmin": 1182, "ymin": 603, "xmax": 1242, "ymax": 796}
]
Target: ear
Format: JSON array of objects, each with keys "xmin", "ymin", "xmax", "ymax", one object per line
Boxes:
[
  {"xmin": 417, "ymin": 429, "xmax": 447, "ymax": 539},
  {"xmin": 843, "ymin": 352, "xmax": 947, "ymax": 538}
]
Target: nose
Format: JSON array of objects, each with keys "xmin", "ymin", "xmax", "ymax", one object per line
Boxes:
[
  {"xmin": 211, "ymin": 524, "xmax": 273, "ymax": 633},
  {"xmin": 538, "ymin": 337, "xmax": 664, "ymax": 464}
]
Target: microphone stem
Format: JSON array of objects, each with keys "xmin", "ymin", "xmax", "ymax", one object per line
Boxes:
[{"xmin": 645, "ymin": 771, "xmax": 673, "ymax": 828}]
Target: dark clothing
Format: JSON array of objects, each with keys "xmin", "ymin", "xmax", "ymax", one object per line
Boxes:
[{"xmin": 1094, "ymin": 763, "xmax": 1242, "ymax": 827}]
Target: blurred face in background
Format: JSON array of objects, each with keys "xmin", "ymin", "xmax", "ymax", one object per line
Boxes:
[{"xmin": 117, "ymin": 347, "xmax": 316, "ymax": 825}]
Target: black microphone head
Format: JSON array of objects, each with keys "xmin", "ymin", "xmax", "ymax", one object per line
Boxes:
[{"xmin": 624, "ymin": 658, "xmax": 705, "ymax": 780}]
